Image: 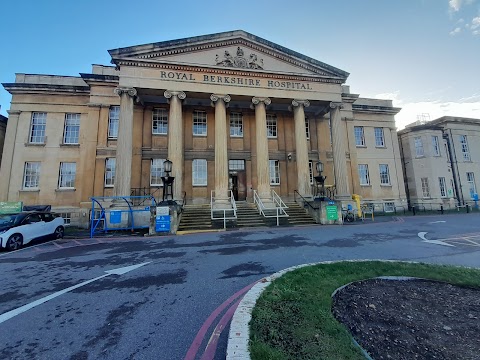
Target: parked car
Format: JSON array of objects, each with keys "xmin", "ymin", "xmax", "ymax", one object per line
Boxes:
[{"xmin": 0, "ymin": 212, "xmax": 65, "ymax": 251}]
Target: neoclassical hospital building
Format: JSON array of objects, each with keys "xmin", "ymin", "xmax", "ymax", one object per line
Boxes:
[{"xmin": 0, "ymin": 30, "xmax": 407, "ymax": 221}]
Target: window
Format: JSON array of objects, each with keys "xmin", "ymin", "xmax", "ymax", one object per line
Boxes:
[
  {"xmin": 414, "ymin": 137, "xmax": 424, "ymax": 157},
  {"xmin": 431, "ymin": 136, "xmax": 440, "ymax": 156},
  {"xmin": 58, "ymin": 162, "xmax": 76, "ymax": 188},
  {"xmin": 444, "ymin": 142, "xmax": 451, "ymax": 162},
  {"xmin": 108, "ymin": 106, "xmax": 120, "ymax": 139},
  {"xmin": 308, "ymin": 161, "xmax": 314, "ymax": 184},
  {"xmin": 63, "ymin": 113, "xmax": 80, "ymax": 144},
  {"xmin": 59, "ymin": 212, "xmax": 71, "ymax": 225},
  {"xmin": 384, "ymin": 202, "xmax": 395, "ymax": 213},
  {"xmin": 152, "ymin": 109, "xmax": 168, "ymax": 135},
  {"xmin": 439, "ymin": 177, "xmax": 447, "ymax": 198},
  {"xmin": 460, "ymin": 135, "xmax": 470, "ymax": 161},
  {"xmin": 266, "ymin": 115, "xmax": 277, "ymax": 138},
  {"xmin": 105, "ymin": 158, "xmax": 116, "ymax": 187},
  {"xmin": 450, "ymin": 179, "xmax": 456, "ymax": 198},
  {"xmin": 23, "ymin": 162, "xmax": 41, "ymax": 188},
  {"xmin": 358, "ymin": 164, "xmax": 370, "ymax": 185},
  {"xmin": 379, "ymin": 164, "xmax": 391, "ymax": 185},
  {"xmin": 229, "ymin": 112, "xmax": 243, "ymax": 137},
  {"xmin": 354, "ymin": 126, "xmax": 365, "ymax": 146},
  {"xmin": 228, "ymin": 160, "xmax": 245, "ymax": 170},
  {"xmin": 421, "ymin": 177, "xmax": 430, "ymax": 198},
  {"xmin": 374, "ymin": 128, "xmax": 385, "ymax": 147},
  {"xmin": 328, "ymin": 118, "xmax": 332, "ymax": 145},
  {"xmin": 467, "ymin": 172, "xmax": 476, "ymax": 198},
  {"xmin": 150, "ymin": 158, "xmax": 165, "ymax": 186},
  {"xmin": 29, "ymin": 112, "xmax": 47, "ymax": 143},
  {"xmin": 193, "ymin": 111, "xmax": 207, "ymax": 136},
  {"xmin": 193, "ymin": 159, "xmax": 207, "ymax": 186},
  {"xmin": 305, "ymin": 119, "xmax": 310, "ymax": 139},
  {"xmin": 269, "ymin": 160, "xmax": 280, "ymax": 185}
]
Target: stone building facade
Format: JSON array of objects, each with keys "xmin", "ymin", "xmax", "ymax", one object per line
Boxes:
[
  {"xmin": 0, "ymin": 31, "xmax": 407, "ymax": 223},
  {"xmin": 398, "ymin": 116, "xmax": 480, "ymax": 209},
  {"xmin": 0, "ymin": 113, "xmax": 7, "ymax": 169}
]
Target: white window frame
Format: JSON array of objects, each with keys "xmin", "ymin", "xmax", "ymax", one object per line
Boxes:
[
  {"xmin": 431, "ymin": 135, "xmax": 440, "ymax": 156},
  {"xmin": 29, "ymin": 112, "xmax": 47, "ymax": 144},
  {"xmin": 152, "ymin": 108, "xmax": 168, "ymax": 135},
  {"xmin": 63, "ymin": 113, "xmax": 80, "ymax": 144},
  {"xmin": 58, "ymin": 162, "xmax": 76, "ymax": 189},
  {"xmin": 414, "ymin": 136, "xmax": 424, "ymax": 157},
  {"xmin": 228, "ymin": 160, "xmax": 245, "ymax": 170},
  {"xmin": 192, "ymin": 159, "xmax": 207, "ymax": 186},
  {"xmin": 23, "ymin": 162, "xmax": 41, "ymax": 189},
  {"xmin": 105, "ymin": 158, "xmax": 116, "ymax": 187},
  {"xmin": 150, "ymin": 158, "xmax": 165, "ymax": 186},
  {"xmin": 421, "ymin": 177, "xmax": 430, "ymax": 198},
  {"xmin": 354, "ymin": 126, "xmax": 365, "ymax": 147},
  {"xmin": 193, "ymin": 111, "xmax": 207, "ymax": 136},
  {"xmin": 374, "ymin": 127, "xmax": 385, "ymax": 147},
  {"xmin": 269, "ymin": 160, "xmax": 280, "ymax": 185},
  {"xmin": 460, "ymin": 135, "xmax": 471, "ymax": 161},
  {"xmin": 308, "ymin": 161, "xmax": 314, "ymax": 184},
  {"xmin": 384, "ymin": 202, "xmax": 395, "ymax": 213},
  {"xmin": 358, "ymin": 164, "xmax": 370, "ymax": 185},
  {"xmin": 379, "ymin": 164, "xmax": 391, "ymax": 185},
  {"xmin": 229, "ymin": 112, "xmax": 243, "ymax": 137},
  {"xmin": 467, "ymin": 172, "xmax": 476, "ymax": 199},
  {"xmin": 266, "ymin": 115, "xmax": 277, "ymax": 138},
  {"xmin": 59, "ymin": 212, "xmax": 71, "ymax": 226},
  {"xmin": 439, "ymin": 177, "xmax": 447, "ymax": 198},
  {"xmin": 305, "ymin": 119, "xmax": 310, "ymax": 140},
  {"xmin": 108, "ymin": 106, "xmax": 120, "ymax": 139}
]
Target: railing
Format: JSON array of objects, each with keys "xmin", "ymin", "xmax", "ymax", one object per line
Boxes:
[
  {"xmin": 211, "ymin": 190, "xmax": 237, "ymax": 229},
  {"xmin": 293, "ymin": 190, "xmax": 317, "ymax": 211},
  {"xmin": 130, "ymin": 187, "xmax": 162, "ymax": 206},
  {"xmin": 253, "ymin": 189, "xmax": 289, "ymax": 226}
]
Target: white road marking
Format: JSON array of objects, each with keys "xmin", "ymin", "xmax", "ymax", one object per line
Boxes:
[
  {"xmin": 0, "ymin": 262, "xmax": 151, "ymax": 324},
  {"xmin": 428, "ymin": 221, "xmax": 446, "ymax": 224},
  {"xmin": 417, "ymin": 232, "xmax": 455, "ymax": 247}
]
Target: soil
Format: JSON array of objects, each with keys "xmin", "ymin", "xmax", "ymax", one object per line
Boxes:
[{"xmin": 331, "ymin": 278, "xmax": 480, "ymax": 360}]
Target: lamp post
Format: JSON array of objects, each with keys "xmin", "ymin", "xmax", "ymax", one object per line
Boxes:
[
  {"xmin": 313, "ymin": 160, "xmax": 327, "ymax": 199},
  {"xmin": 161, "ymin": 159, "xmax": 175, "ymax": 205}
]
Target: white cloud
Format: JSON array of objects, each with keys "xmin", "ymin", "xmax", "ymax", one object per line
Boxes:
[
  {"xmin": 450, "ymin": 27, "xmax": 462, "ymax": 35},
  {"xmin": 372, "ymin": 93, "xmax": 480, "ymax": 130},
  {"xmin": 471, "ymin": 16, "xmax": 480, "ymax": 29},
  {"xmin": 449, "ymin": 0, "xmax": 462, "ymax": 11}
]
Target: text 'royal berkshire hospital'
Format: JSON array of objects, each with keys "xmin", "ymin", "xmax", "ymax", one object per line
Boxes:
[{"xmin": 0, "ymin": 30, "xmax": 409, "ymax": 228}]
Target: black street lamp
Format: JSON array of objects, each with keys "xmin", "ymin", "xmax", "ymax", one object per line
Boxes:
[
  {"xmin": 161, "ymin": 159, "xmax": 175, "ymax": 205},
  {"xmin": 313, "ymin": 160, "xmax": 327, "ymax": 199}
]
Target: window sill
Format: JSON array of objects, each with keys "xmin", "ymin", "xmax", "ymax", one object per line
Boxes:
[
  {"xmin": 230, "ymin": 135, "xmax": 244, "ymax": 138},
  {"xmin": 55, "ymin": 188, "xmax": 76, "ymax": 192},
  {"xmin": 356, "ymin": 145, "xmax": 367, "ymax": 148},
  {"xmin": 375, "ymin": 146, "xmax": 386, "ymax": 149},
  {"xmin": 415, "ymin": 155, "xmax": 425, "ymax": 158},
  {"xmin": 193, "ymin": 184, "xmax": 207, "ymax": 187},
  {"xmin": 60, "ymin": 143, "xmax": 80, "ymax": 147},
  {"xmin": 267, "ymin": 137, "xmax": 278, "ymax": 140},
  {"xmin": 270, "ymin": 183, "xmax": 280, "ymax": 186},
  {"xmin": 380, "ymin": 184, "xmax": 392, "ymax": 187},
  {"xmin": 104, "ymin": 185, "xmax": 114, "ymax": 188},
  {"xmin": 193, "ymin": 134, "xmax": 207, "ymax": 137},
  {"xmin": 152, "ymin": 133, "xmax": 167, "ymax": 136},
  {"xmin": 25, "ymin": 143, "xmax": 45, "ymax": 147},
  {"xmin": 19, "ymin": 189, "xmax": 40, "ymax": 193},
  {"xmin": 360, "ymin": 184, "xmax": 372, "ymax": 187}
]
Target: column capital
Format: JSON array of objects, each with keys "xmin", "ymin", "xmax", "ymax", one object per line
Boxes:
[
  {"xmin": 329, "ymin": 102, "xmax": 344, "ymax": 110},
  {"xmin": 251, "ymin": 97, "xmax": 271, "ymax": 106},
  {"xmin": 114, "ymin": 87, "xmax": 137, "ymax": 97},
  {"xmin": 164, "ymin": 90, "xmax": 186, "ymax": 101},
  {"xmin": 291, "ymin": 99, "xmax": 310, "ymax": 108},
  {"xmin": 210, "ymin": 94, "xmax": 231, "ymax": 103}
]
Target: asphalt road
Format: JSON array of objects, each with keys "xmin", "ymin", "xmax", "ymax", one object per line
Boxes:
[{"xmin": 0, "ymin": 213, "xmax": 479, "ymax": 360}]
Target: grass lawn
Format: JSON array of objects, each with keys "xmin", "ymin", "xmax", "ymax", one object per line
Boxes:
[{"xmin": 249, "ymin": 261, "xmax": 480, "ymax": 360}]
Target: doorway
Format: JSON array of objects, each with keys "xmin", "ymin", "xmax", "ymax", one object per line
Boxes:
[{"xmin": 228, "ymin": 160, "xmax": 246, "ymax": 201}]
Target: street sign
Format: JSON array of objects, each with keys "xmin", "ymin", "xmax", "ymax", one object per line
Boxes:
[
  {"xmin": 0, "ymin": 201, "xmax": 23, "ymax": 215},
  {"xmin": 110, "ymin": 210, "xmax": 121, "ymax": 224},
  {"xmin": 156, "ymin": 214, "xmax": 171, "ymax": 232},
  {"xmin": 326, "ymin": 205, "xmax": 338, "ymax": 220},
  {"xmin": 156, "ymin": 206, "xmax": 169, "ymax": 216}
]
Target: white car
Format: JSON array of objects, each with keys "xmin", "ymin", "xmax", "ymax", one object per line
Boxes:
[{"xmin": 0, "ymin": 212, "xmax": 65, "ymax": 251}]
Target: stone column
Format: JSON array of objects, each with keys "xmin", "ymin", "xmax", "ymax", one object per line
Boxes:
[
  {"xmin": 252, "ymin": 97, "xmax": 272, "ymax": 200},
  {"xmin": 0, "ymin": 110, "xmax": 21, "ymax": 200},
  {"xmin": 330, "ymin": 102, "xmax": 350, "ymax": 199},
  {"xmin": 292, "ymin": 99, "xmax": 311, "ymax": 197},
  {"xmin": 113, "ymin": 87, "xmax": 137, "ymax": 197},
  {"xmin": 211, "ymin": 94, "xmax": 231, "ymax": 204},
  {"xmin": 164, "ymin": 90, "xmax": 186, "ymax": 200}
]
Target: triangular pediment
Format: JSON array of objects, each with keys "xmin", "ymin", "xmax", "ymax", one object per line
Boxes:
[{"xmin": 108, "ymin": 30, "xmax": 349, "ymax": 80}]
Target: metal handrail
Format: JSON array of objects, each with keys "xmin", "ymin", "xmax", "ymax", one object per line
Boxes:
[
  {"xmin": 293, "ymin": 190, "xmax": 316, "ymax": 211},
  {"xmin": 211, "ymin": 190, "xmax": 237, "ymax": 229},
  {"xmin": 253, "ymin": 189, "xmax": 289, "ymax": 226}
]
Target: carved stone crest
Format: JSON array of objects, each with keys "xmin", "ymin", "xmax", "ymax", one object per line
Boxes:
[{"xmin": 215, "ymin": 47, "xmax": 264, "ymax": 70}]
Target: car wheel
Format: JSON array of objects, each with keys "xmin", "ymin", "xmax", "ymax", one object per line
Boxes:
[
  {"xmin": 54, "ymin": 226, "xmax": 64, "ymax": 239},
  {"xmin": 6, "ymin": 234, "xmax": 23, "ymax": 251}
]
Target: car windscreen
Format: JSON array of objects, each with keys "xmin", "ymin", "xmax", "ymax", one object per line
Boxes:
[{"xmin": 0, "ymin": 214, "xmax": 17, "ymax": 230}]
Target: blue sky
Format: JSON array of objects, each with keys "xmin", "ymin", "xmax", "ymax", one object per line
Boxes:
[{"xmin": 1, "ymin": 0, "xmax": 479, "ymax": 128}]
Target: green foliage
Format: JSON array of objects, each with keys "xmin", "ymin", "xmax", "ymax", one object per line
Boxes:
[{"xmin": 249, "ymin": 261, "xmax": 480, "ymax": 360}]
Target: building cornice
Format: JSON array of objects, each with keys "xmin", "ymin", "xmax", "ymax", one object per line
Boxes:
[
  {"xmin": 2, "ymin": 83, "xmax": 90, "ymax": 95},
  {"xmin": 79, "ymin": 73, "xmax": 119, "ymax": 85},
  {"xmin": 352, "ymin": 104, "xmax": 401, "ymax": 115}
]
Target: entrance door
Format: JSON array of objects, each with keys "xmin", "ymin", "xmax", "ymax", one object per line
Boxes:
[{"xmin": 229, "ymin": 171, "xmax": 246, "ymax": 201}]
